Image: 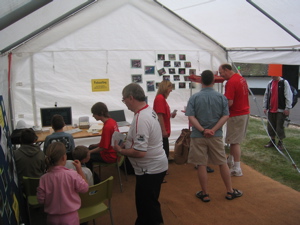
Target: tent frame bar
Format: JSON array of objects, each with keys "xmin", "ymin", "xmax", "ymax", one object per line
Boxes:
[
  {"xmin": 246, "ymin": 0, "xmax": 300, "ymax": 42},
  {"xmin": 0, "ymin": 0, "xmax": 97, "ymax": 56}
]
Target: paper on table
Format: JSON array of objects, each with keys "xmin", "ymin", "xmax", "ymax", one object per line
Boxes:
[
  {"xmin": 118, "ymin": 126, "xmax": 129, "ymax": 133},
  {"xmin": 87, "ymin": 123, "xmax": 103, "ymax": 133},
  {"xmin": 111, "ymin": 131, "xmax": 126, "ymax": 146}
]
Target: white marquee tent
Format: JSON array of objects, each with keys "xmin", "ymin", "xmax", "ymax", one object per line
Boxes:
[{"xmin": 0, "ymin": 0, "xmax": 299, "ymax": 142}]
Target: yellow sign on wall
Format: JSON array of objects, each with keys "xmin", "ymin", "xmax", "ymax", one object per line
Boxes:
[{"xmin": 91, "ymin": 79, "xmax": 109, "ymax": 92}]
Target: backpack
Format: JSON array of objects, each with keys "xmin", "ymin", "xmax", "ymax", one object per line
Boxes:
[
  {"xmin": 280, "ymin": 80, "xmax": 298, "ymax": 108},
  {"xmin": 290, "ymin": 85, "xmax": 298, "ymax": 108}
]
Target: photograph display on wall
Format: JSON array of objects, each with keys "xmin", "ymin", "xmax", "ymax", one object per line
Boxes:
[
  {"xmin": 156, "ymin": 82, "xmax": 160, "ymax": 89},
  {"xmin": 163, "ymin": 75, "xmax": 170, "ymax": 81},
  {"xmin": 184, "ymin": 76, "xmax": 191, "ymax": 81},
  {"xmin": 179, "ymin": 82, "xmax": 186, "ymax": 89},
  {"xmin": 168, "ymin": 54, "xmax": 176, "ymax": 60},
  {"xmin": 169, "ymin": 68, "xmax": 175, "ymax": 74},
  {"xmin": 174, "ymin": 75, "xmax": 180, "ymax": 81},
  {"xmin": 132, "ymin": 74, "xmax": 142, "ymax": 83},
  {"xmin": 189, "ymin": 83, "xmax": 196, "ymax": 89},
  {"xmin": 157, "ymin": 68, "xmax": 166, "ymax": 76},
  {"xmin": 145, "ymin": 66, "xmax": 155, "ymax": 74},
  {"xmin": 131, "ymin": 59, "xmax": 142, "ymax": 68},
  {"xmin": 163, "ymin": 61, "xmax": 171, "ymax": 67},
  {"xmin": 185, "ymin": 62, "xmax": 191, "ymax": 67},
  {"xmin": 179, "ymin": 54, "xmax": 186, "ymax": 60},
  {"xmin": 146, "ymin": 81, "xmax": 155, "ymax": 92},
  {"xmin": 179, "ymin": 68, "xmax": 186, "ymax": 74},
  {"xmin": 189, "ymin": 69, "xmax": 196, "ymax": 75},
  {"xmin": 157, "ymin": 54, "xmax": 165, "ymax": 60},
  {"xmin": 174, "ymin": 61, "xmax": 181, "ymax": 67}
]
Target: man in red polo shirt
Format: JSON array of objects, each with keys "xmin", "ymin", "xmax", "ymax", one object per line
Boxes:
[{"xmin": 219, "ymin": 64, "xmax": 250, "ymax": 177}]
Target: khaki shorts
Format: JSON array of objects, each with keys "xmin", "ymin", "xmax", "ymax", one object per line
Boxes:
[
  {"xmin": 225, "ymin": 114, "xmax": 249, "ymax": 144},
  {"xmin": 188, "ymin": 137, "xmax": 227, "ymax": 166}
]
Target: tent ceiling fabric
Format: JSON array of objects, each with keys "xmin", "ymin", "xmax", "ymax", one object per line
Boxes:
[{"xmin": 157, "ymin": 0, "xmax": 300, "ymax": 50}]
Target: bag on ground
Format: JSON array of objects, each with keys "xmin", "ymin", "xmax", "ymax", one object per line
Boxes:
[{"xmin": 174, "ymin": 129, "xmax": 191, "ymax": 165}]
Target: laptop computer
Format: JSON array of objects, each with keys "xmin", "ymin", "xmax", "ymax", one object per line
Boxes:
[{"xmin": 109, "ymin": 110, "xmax": 131, "ymax": 127}]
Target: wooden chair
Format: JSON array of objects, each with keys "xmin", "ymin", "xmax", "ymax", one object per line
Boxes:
[
  {"xmin": 93, "ymin": 154, "xmax": 127, "ymax": 192},
  {"xmin": 78, "ymin": 176, "xmax": 114, "ymax": 225}
]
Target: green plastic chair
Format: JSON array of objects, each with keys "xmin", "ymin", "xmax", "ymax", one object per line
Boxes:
[
  {"xmin": 78, "ymin": 176, "xmax": 114, "ymax": 225},
  {"xmin": 93, "ymin": 154, "xmax": 127, "ymax": 192},
  {"xmin": 22, "ymin": 176, "xmax": 42, "ymax": 224}
]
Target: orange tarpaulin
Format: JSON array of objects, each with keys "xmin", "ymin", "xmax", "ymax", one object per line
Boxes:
[{"xmin": 268, "ymin": 64, "xmax": 282, "ymax": 77}]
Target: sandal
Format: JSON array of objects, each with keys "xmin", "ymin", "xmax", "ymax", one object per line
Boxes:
[
  {"xmin": 226, "ymin": 189, "xmax": 243, "ymax": 200},
  {"xmin": 195, "ymin": 191, "xmax": 210, "ymax": 202}
]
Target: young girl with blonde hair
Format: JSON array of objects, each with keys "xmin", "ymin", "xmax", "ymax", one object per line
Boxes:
[{"xmin": 37, "ymin": 142, "xmax": 88, "ymax": 225}]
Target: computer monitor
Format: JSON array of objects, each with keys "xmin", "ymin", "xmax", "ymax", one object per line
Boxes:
[{"xmin": 40, "ymin": 107, "xmax": 72, "ymax": 127}]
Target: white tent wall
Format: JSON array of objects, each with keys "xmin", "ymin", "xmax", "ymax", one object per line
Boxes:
[
  {"xmin": 0, "ymin": 57, "xmax": 10, "ymax": 129},
  {"xmin": 8, "ymin": 0, "xmax": 227, "ymax": 145},
  {"xmin": 228, "ymin": 51, "xmax": 300, "ymax": 66}
]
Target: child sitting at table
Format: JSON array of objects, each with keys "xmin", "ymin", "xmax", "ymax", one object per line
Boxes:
[
  {"xmin": 14, "ymin": 128, "xmax": 45, "ymax": 184},
  {"xmin": 37, "ymin": 142, "xmax": 88, "ymax": 225},
  {"xmin": 43, "ymin": 114, "xmax": 75, "ymax": 160},
  {"xmin": 65, "ymin": 145, "xmax": 94, "ymax": 186}
]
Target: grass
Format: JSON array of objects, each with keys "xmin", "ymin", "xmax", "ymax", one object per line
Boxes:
[{"xmin": 231, "ymin": 117, "xmax": 300, "ymax": 191}]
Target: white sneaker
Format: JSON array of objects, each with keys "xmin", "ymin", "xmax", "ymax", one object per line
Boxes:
[
  {"xmin": 230, "ymin": 167, "xmax": 243, "ymax": 177},
  {"xmin": 227, "ymin": 155, "xmax": 234, "ymax": 169}
]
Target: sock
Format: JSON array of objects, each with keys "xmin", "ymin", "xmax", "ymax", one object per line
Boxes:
[
  {"xmin": 234, "ymin": 162, "xmax": 240, "ymax": 169},
  {"xmin": 228, "ymin": 154, "xmax": 234, "ymax": 161}
]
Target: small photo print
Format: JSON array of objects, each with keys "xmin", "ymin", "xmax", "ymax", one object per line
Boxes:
[
  {"xmin": 168, "ymin": 54, "xmax": 176, "ymax": 60},
  {"xmin": 174, "ymin": 75, "xmax": 180, "ymax": 81},
  {"xmin": 163, "ymin": 61, "xmax": 171, "ymax": 67},
  {"xmin": 132, "ymin": 74, "xmax": 143, "ymax": 83},
  {"xmin": 157, "ymin": 54, "xmax": 165, "ymax": 60},
  {"xmin": 179, "ymin": 82, "xmax": 186, "ymax": 89},
  {"xmin": 145, "ymin": 66, "xmax": 155, "ymax": 74},
  {"xmin": 147, "ymin": 81, "xmax": 155, "ymax": 92},
  {"xmin": 163, "ymin": 75, "xmax": 170, "ymax": 81},
  {"xmin": 174, "ymin": 61, "xmax": 181, "ymax": 67},
  {"xmin": 172, "ymin": 83, "xmax": 175, "ymax": 90},
  {"xmin": 184, "ymin": 62, "xmax": 192, "ymax": 68},
  {"xmin": 189, "ymin": 69, "xmax": 196, "ymax": 75},
  {"xmin": 157, "ymin": 68, "xmax": 166, "ymax": 76},
  {"xmin": 169, "ymin": 68, "xmax": 175, "ymax": 74},
  {"xmin": 179, "ymin": 68, "xmax": 186, "ymax": 74},
  {"xmin": 184, "ymin": 76, "xmax": 191, "ymax": 81},
  {"xmin": 156, "ymin": 82, "xmax": 160, "ymax": 89},
  {"xmin": 189, "ymin": 83, "xmax": 196, "ymax": 89},
  {"xmin": 131, "ymin": 59, "xmax": 142, "ymax": 68},
  {"xmin": 179, "ymin": 54, "xmax": 186, "ymax": 60}
]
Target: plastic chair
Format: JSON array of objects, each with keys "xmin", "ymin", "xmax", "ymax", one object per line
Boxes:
[
  {"xmin": 78, "ymin": 176, "xmax": 114, "ymax": 225},
  {"xmin": 22, "ymin": 176, "xmax": 42, "ymax": 224},
  {"xmin": 93, "ymin": 154, "xmax": 127, "ymax": 192}
]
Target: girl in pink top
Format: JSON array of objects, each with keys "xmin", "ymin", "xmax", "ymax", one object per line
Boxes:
[{"xmin": 37, "ymin": 142, "xmax": 89, "ymax": 225}]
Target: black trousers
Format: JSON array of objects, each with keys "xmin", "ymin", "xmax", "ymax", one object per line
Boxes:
[
  {"xmin": 135, "ymin": 171, "xmax": 166, "ymax": 225},
  {"xmin": 162, "ymin": 137, "xmax": 169, "ymax": 159}
]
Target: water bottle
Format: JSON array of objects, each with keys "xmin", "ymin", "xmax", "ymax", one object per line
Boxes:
[{"xmin": 284, "ymin": 117, "xmax": 290, "ymax": 127}]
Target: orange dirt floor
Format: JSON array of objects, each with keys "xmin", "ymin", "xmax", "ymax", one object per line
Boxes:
[{"xmin": 95, "ymin": 158, "xmax": 300, "ymax": 225}]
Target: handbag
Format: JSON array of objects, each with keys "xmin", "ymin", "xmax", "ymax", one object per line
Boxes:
[{"xmin": 174, "ymin": 128, "xmax": 191, "ymax": 165}]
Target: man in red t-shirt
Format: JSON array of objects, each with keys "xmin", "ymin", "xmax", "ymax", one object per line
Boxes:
[
  {"xmin": 85, "ymin": 102, "xmax": 119, "ymax": 182},
  {"xmin": 219, "ymin": 64, "xmax": 250, "ymax": 177}
]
